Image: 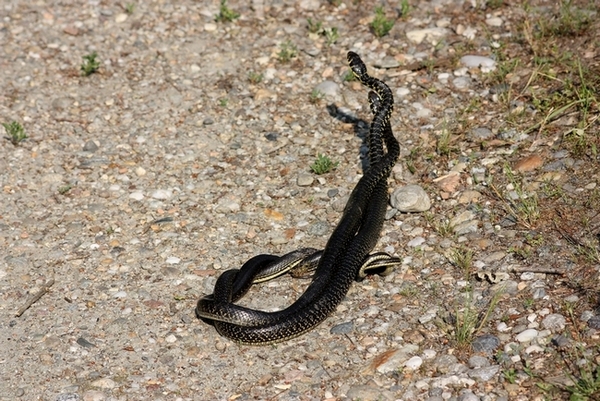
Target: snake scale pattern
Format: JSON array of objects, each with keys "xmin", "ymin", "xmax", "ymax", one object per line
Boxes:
[{"xmin": 196, "ymin": 51, "xmax": 400, "ymax": 345}]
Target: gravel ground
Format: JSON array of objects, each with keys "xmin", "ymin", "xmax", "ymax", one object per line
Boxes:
[{"xmin": 1, "ymin": 0, "xmax": 600, "ymax": 400}]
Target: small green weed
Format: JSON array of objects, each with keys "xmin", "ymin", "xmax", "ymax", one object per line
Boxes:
[
  {"xmin": 215, "ymin": 0, "xmax": 239, "ymax": 22},
  {"xmin": 399, "ymin": 0, "xmax": 410, "ymax": 17},
  {"xmin": 436, "ymin": 128, "xmax": 452, "ymax": 156},
  {"xmin": 539, "ymin": 0, "xmax": 592, "ymax": 37},
  {"xmin": 307, "ymin": 18, "xmax": 322, "ymax": 34},
  {"xmin": 453, "ymin": 289, "xmax": 503, "ymax": 347},
  {"xmin": 218, "ymin": 98, "xmax": 229, "ymax": 107},
  {"xmin": 278, "ymin": 40, "xmax": 297, "ymax": 62},
  {"xmin": 2, "ymin": 121, "xmax": 27, "ymax": 145},
  {"xmin": 563, "ymin": 347, "xmax": 600, "ymax": 401},
  {"xmin": 58, "ymin": 184, "xmax": 72, "ymax": 195},
  {"xmin": 309, "ymin": 89, "xmax": 324, "ymax": 104},
  {"xmin": 310, "ymin": 154, "xmax": 338, "ymax": 175},
  {"xmin": 81, "ymin": 52, "xmax": 100, "ymax": 76},
  {"xmin": 248, "ymin": 71, "xmax": 263, "ymax": 84},
  {"xmin": 322, "ymin": 27, "xmax": 339, "ymax": 46},
  {"xmin": 370, "ymin": 6, "xmax": 394, "ymax": 37},
  {"xmin": 490, "ymin": 164, "xmax": 540, "ymax": 229},
  {"xmin": 449, "ymin": 246, "xmax": 473, "ymax": 277},
  {"xmin": 124, "ymin": 3, "xmax": 135, "ymax": 14},
  {"xmin": 503, "ymin": 368, "xmax": 517, "ymax": 384},
  {"xmin": 342, "ymin": 68, "xmax": 356, "ymax": 82}
]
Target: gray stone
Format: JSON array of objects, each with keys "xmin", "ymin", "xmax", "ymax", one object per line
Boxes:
[
  {"xmin": 453, "ymin": 76, "xmax": 472, "ymax": 89},
  {"xmin": 56, "ymin": 393, "xmax": 80, "ymax": 401},
  {"xmin": 330, "ymin": 321, "xmax": 353, "ymax": 334},
  {"xmin": 391, "ymin": 185, "xmax": 431, "ymax": 212},
  {"xmin": 472, "ymin": 334, "xmax": 500, "ymax": 355},
  {"xmin": 469, "ymin": 127, "xmax": 494, "ymax": 141},
  {"xmin": 406, "ymin": 27, "xmax": 449, "ymax": 44},
  {"xmin": 468, "ymin": 365, "xmax": 500, "ymax": 382},
  {"xmin": 468, "ymin": 355, "xmax": 490, "ymax": 369},
  {"xmin": 515, "ymin": 329, "xmax": 538, "ymax": 342},
  {"xmin": 314, "ymin": 80, "xmax": 340, "ymax": 99},
  {"xmin": 376, "ymin": 344, "xmax": 420, "ymax": 374},
  {"xmin": 458, "ymin": 389, "xmax": 481, "ymax": 401},
  {"xmin": 453, "ymin": 220, "xmax": 479, "ymax": 235},
  {"xmin": 297, "ymin": 173, "xmax": 314, "ymax": 186},
  {"xmin": 460, "ymin": 55, "xmax": 496, "ymax": 69},
  {"xmin": 587, "ymin": 315, "xmax": 600, "ymax": 329},
  {"xmin": 542, "ymin": 314, "xmax": 566, "ymax": 331},
  {"xmin": 83, "ymin": 140, "xmax": 99, "ymax": 152},
  {"xmin": 307, "ymin": 220, "xmax": 330, "ymax": 236}
]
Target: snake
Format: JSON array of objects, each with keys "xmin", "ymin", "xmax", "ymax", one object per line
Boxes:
[{"xmin": 196, "ymin": 51, "xmax": 400, "ymax": 344}]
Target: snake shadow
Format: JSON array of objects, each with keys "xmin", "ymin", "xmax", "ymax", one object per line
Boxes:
[{"xmin": 326, "ymin": 103, "xmax": 373, "ymax": 173}]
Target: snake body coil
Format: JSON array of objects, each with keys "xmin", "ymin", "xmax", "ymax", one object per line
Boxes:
[{"xmin": 196, "ymin": 52, "xmax": 400, "ymax": 344}]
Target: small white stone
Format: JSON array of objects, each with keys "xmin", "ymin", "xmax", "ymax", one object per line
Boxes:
[
  {"xmin": 129, "ymin": 191, "xmax": 144, "ymax": 201},
  {"xmin": 204, "ymin": 23, "xmax": 217, "ymax": 32},
  {"xmin": 525, "ymin": 344, "xmax": 544, "ymax": 354},
  {"xmin": 422, "ymin": 349, "xmax": 437, "ymax": 359},
  {"xmin": 165, "ymin": 334, "xmax": 177, "ymax": 343},
  {"xmin": 404, "ymin": 356, "xmax": 423, "ymax": 370},
  {"xmin": 515, "ymin": 329, "xmax": 538, "ymax": 343},
  {"xmin": 115, "ymin": 13, "xmax": 128, "ymax": 23},
  {"xmin": 407, "ymin": 237, "xmax": 426, "ymax": 247},
  {"xmin": 485, "ymin": 17, "xmax": 503, "ymax": 27},
  {"xmin": 91, "ymin": 377, "xmax": 116, "ymax": 389},
  {"xmin": 166, "ymin": 256, "xmax": 181, "ymax": 265},
  {"xmin": 135, "ymin": 166, "xmax": 146, "ymax": 176},
  {"xmin": 112, "ymin": 291, "xmax": 127, "ymax": 298},
  {"xmin": 151, "ymin": 189, "xmax": 172, "ymax": 200},
  {"xmin": 460, "ymin": 55, "xmax": 496, "ymax": 69},
  {"xmin": 396, "ymin": 87, "xmax": 410, "ymax": 97}
]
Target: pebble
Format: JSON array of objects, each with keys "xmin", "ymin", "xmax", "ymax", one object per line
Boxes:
[
  {"xmin": 82, "ymin": 391, "xmax": 105, "ymax": 401},
  {"xmin": 91, "ymin": 378, "xmax": 116, "ymax": 389},
  {"xmin": 514, "ymin": 155, "xmax": 543, "ymax": 172},
  {"xmin": 406, "ymin": 27, "xmax": 449, "ymax": 44},
  {"xmin": 453, "ymin": 76, "xmax": 472, "ymax": 90},
  {"xmin": 458, "ymin": 389, "xmax": 480, "ymax": 401},
  {"xmin": 297, "ymin": 173, "xmax": 314, "ymax": 186},
  {"xmin": 405, "ymin": 356, "xmax": 423, "ymax": 370},
  {"xmin": 129, "ymin": 191, "xmax": 144, "ymax": 201},
  {"xmin": 485, "ymin": 17, "xmax": 503, "ymax": 27},
  {"xmin": 314, "ymin": 80, "xmax": 340, "ymax": 99},
  {"xmin": 552, "ymin": 335, "xmax": 571, "ymax": 348},
  {"xmin": 346, "ymin": 385, "xmax": 393, "ymax": 401},
  {"xmin": 307, "ymin": 221, "xmax": 330, "ymax": 236},
  {"xmin": 390, "ymin": 185, "xmax": 431, "ymax": 212},
  {"xmin": 330, "ymin": 321, "xmax": 353, "ymax": 334},
  {"xmin": 515, "ymin": 329, "xmax": 538, "ymax": 343},
  {"xmin": 471, "ymin": 334, "xmax": 500, "ymax": 355},
  {"xmin": 460, "ymin": 55, "xmax": 496, "ymax": 69},
  {"xmin": 375, "ymin": 344, "xmax": 420, "ymax": 374},
  {"xmin": 468, "ymin": 365, "xmax": 500, "ymax": 382},
  {"xmin": 468, "ymin": 355, "xmax": 489, "ymax": 369},
  {"xmin": 407, "ymin": 237, "xmax": 426, "ymax": 247},
  {"xmin": 587, "ymin": 316, "xmax": 600, "ymax": 329},
  {"xmin": 83, "ymin": 140, "xmax": 99, "ymax": 152},
  {"xmin": 56, "ymin": 394, "xmax": 80, "ymax": 401},
  {"xmin": 151, "ymin": 189, "xmax": 173, "ymax": 200},
  {"xmin": 166, "ymin": 256, "xmax": 181, "ymax": 264},
  {"xmin": 469, "ymin": 127, "xmax": 494, "ymax": 141}
]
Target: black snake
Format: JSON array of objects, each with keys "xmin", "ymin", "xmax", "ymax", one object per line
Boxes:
[{"xmin": 196, "ymin": 51, "xmax": 400, "ymax": 344}]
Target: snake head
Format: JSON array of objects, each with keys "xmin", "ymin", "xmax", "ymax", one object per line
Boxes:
[{"xmin": 347, "ymin": 51, "xmax": 367, "ymax": 78}]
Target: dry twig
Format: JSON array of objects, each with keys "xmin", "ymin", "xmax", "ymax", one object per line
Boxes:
[{"xmin": 15, "ymin": 278, "xmax": 55, "ymax": 317}]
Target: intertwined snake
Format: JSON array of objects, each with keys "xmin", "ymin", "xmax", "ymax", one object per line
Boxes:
[{"xmin": 196, "ymin": 52, "xmax": 400, "ymax": 344}]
